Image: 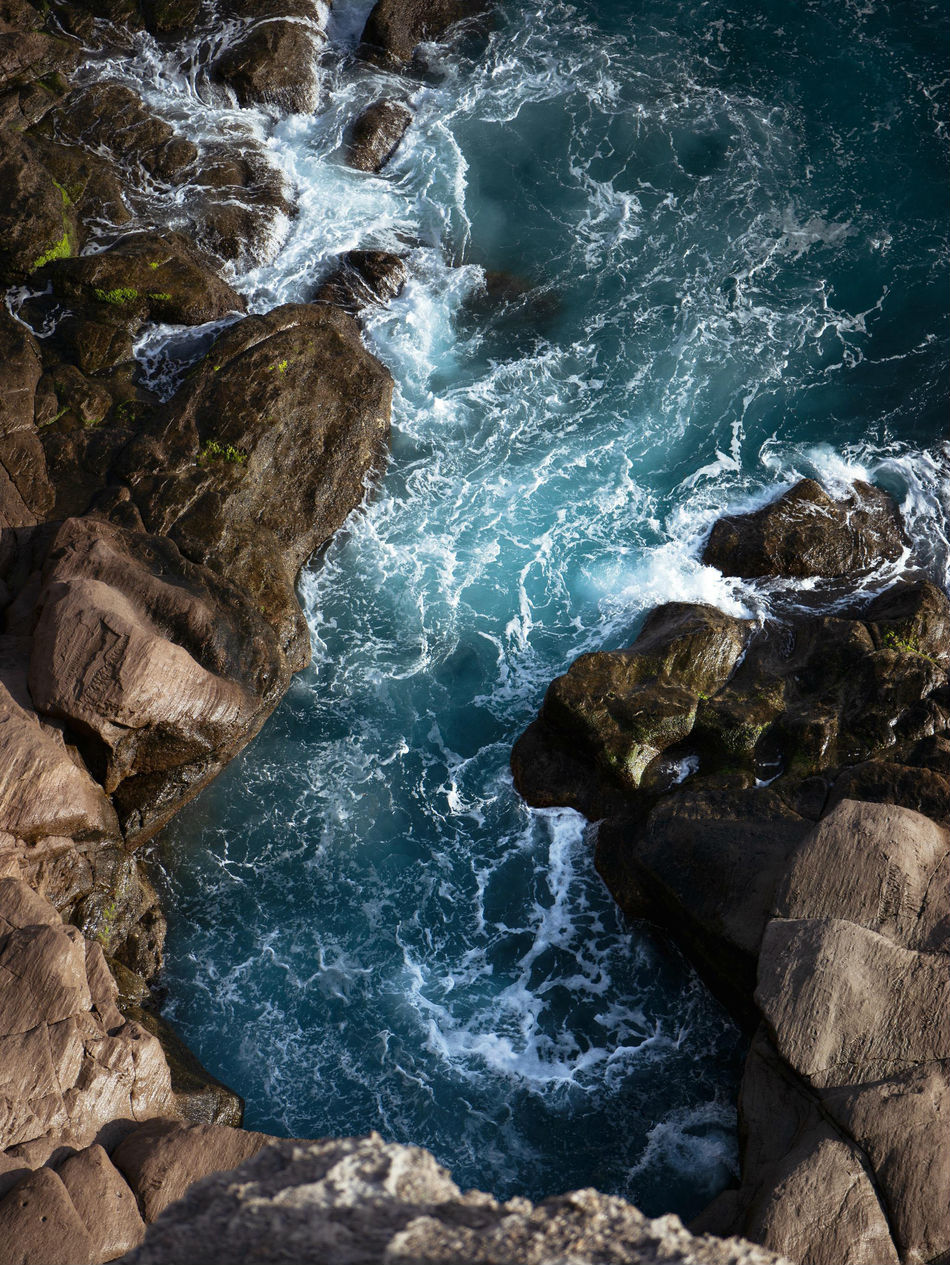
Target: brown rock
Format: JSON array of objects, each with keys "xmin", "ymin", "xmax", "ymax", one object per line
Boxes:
[
  {"xmin": 774, "ymin": 798, "xmax": 949, "ymax": 950},
  {"xmin": 58, "ymin": 1143, "xmax": 146, "ymax": 1260},
  {"xmin": 314, "ymin": 249, "xmax": 409, "ymax": 313},
  {"xmin": 701, "ymin": 478, "xmax": 905, "ymax": 580},
  {"xmin": 0, "ymin": 128, "xmax": 76, "ymax": 284},
  {"xmin": 213, "ymin": 3, "xmax": 327, "ymax": 114},
  {"xmin": 112, "ymin": 1119, "xmax": 272, "ymax": 1222},
  {"xmin": 342, "ymin": 98, "xmax": 413, "ymax": 173},
  {"xmin": 0, "ymin": 1165, "xmax": 94, "ymax": 1265},
  {"xmin": 755, "ymin": 917, "xmax": 950, "ymax": 1087},
  {"xmin": 360, "ymin": 0, "xmax": 491, "ymax": 68}
]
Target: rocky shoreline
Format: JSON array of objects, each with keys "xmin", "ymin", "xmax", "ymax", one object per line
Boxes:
[{"xmin": 0, "ymin": 0, "xmax": 946, "ymax": 1261}]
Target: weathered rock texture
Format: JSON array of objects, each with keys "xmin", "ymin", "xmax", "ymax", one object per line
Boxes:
[
  {"xmin": 120, "ymin": 1133, "xmax": 792, "ymax": 1265},
  {"xmin": 359, "ymin": 0, "xmax": 491, "ymax": 68},
  {"xmin": 342, "ymin": 98, "xmax": 413, "ymax": 173},
  {"xmin": 513, "ymin": 480, "xmax": 950, "ymax": 1265}
]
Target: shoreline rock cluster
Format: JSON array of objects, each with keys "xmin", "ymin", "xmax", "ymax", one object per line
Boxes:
[
  {"xmin": 513, "ymin": 478, "xmax": 950, "ymax": 1265},
  {"xmin": 0, "ymin": 0, "xmax": 944, "ymax": 1261}
]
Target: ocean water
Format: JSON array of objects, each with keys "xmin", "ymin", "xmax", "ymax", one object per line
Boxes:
[{"xmin": 109, "ymin": 0, "xmax": 947, "ymax": 1219}]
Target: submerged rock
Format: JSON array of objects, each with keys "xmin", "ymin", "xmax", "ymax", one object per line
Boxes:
[
  {"xmin": 342, "ymin": 98, "xmax": 413, "ymax": 173},
  {"xmin": 702, "ymin": 477, "xmax": 905, "ymax": 580},
  {"xmin": 119, "ymin": 1132, "xmax": 792, "ymax": 1265}
]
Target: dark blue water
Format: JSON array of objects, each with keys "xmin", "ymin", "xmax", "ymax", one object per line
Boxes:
[{"xmin": 126, "ymin": 0, "xmax": 949, "ymax": 1220}]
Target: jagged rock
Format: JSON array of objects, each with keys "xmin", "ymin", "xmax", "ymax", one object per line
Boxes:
[
  {"xmin": 342, "ymin": 98, "xmax": 413, "ymax": 173},
  {"xmin": 359, "ymin": 0, "xmax": 490, "ymax": 68},
  {"xmin": 112, "ymin": 1119, "xmax": 271, "ymax": 1223},
  {"xmin": 119, "ymin": 1133, "xmax": 792, "ymax": 1265},
  {"xmin": 213, "ymin": 0, "xmax": 328, "ymax": 113},
  {"xmin": 125, "ymin": 302, "xmax": 393, "ymax": 667},
  {"xmin": 0, "ymin": 128, "xmax": 76, "ymax": 285},
  {"xmin": 701, "ymin": 478, "xmax": 905, "ymax": 580},
  {"xmin": 314, "ymin": 249, "xmax": 409, "ymax": 313},
  {"xmin": 0, "ymin": 879, "xmax": 175, "ymax": 1159},
  {"xmin": 38, "ymin": 231, "xmax": 246, "ymax": 329}
]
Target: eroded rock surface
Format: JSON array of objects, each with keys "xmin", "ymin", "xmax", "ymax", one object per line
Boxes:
[
  {"xmin": 120, "ymin": 1134, "xmax": 792, "ymax": 1265},
  {"xmin": 360, "ymin": 0, "xmax": 491, "ymax": 68},
  {"xmin": 342, "ymin": 98, "xmax": 413, "ymax": 172}
]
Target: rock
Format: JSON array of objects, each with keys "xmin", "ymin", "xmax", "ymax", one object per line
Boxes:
[
  {"xmin": 359, "ymin": 0, "xmax": 491, "ymax": 69},
  {"xmin": 755, "ymin": 917, "xmax": 950, "ymax": 1087},
  {"xmin": 774, "ymin": 798, "xmax": 949, "ymax": 951},
  {"xmin": 213, "ymin": 0, "xmax": 328, "ymax": 114},
  {"xmin": 701, "ymin": 478, "xmax": 905, "ymax": 580},
  {"xmin": 58, "ymin": 1143, "xmax": 146, "ymax": 1260},
  {"xmin": 112, "ymin": 1119, "xmax": 272, "ymax": 1223},
  {"xmin": 118, "ymin": 1133, "xmax": 792, "ymax": 1265},
  {"xmin": 0, "ymin": 0, "xmax": 78, "ymax": 93},
  {"xmin": 0, "ymin": 1165, "xmax": 95, "ymax": 1265},
  {"xmin": 121, "ymin": 1006, "xmax": 244, "ymax": 1127},
  {"xmin": 314, "ymin": 249, "xmax": 408, "ymax": 313},
  {"xmin": 191, "ymin": 141, "xmax": 292, "ymax": 267},
  {"xmin": 699, "ymin": 1030, "xmax": 900, "ymax": 1265},
  {"xmin": 595, "ymin": 789, "xmax": 811, "ymax": 1011},
  {"xmin": 0, "ymin": 310, "xmax": 54, "ymax": 525},
  {"xmin": 0, "ymin": 128, "xmax": 76, "ymax": 285},
  {"xmin": 819, "ymin": 1065, "xmax": 950, "ymax": 1264},
  {"xmin": 0, "ymin": 880, "xmax": 175, "ymax": 1157},
  {"xmin": 127, "ymin": 302, "xmax": 393, "ymax": 667},
  {"xmin": 342, "ymin": 98, "xmax": 413, "ymax": 173},
  {"xmin": 26, "ymin": 516, "xmax": 286, "ymax": 840},
  {"xmin": 38, "ymin": 231, "xmax": 246, "ymax": 329}
]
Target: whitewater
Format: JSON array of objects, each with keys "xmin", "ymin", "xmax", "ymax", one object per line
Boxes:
[{"xmin": 87, "ymin": 0, "xmax": 950, "ymax": 1220}]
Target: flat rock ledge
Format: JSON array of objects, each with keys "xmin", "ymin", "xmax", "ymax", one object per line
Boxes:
[{"xmin": 513, "ymin": 479, "xmax": 950, "ymax": 1265}]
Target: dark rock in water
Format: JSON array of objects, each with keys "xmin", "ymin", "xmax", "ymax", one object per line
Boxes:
[
  {"xmin": 38, "ymin": 231, "xmax": 246, "ymax": 328},
  {"xmin": 702, "ymin": 477, "xmax": 905, "ymax": 580},
  {"xmin": 192, "ymin": 142, "xmax": 292, "ymax": 266},
  {"xmin": 342, "ymin": 98, "xmax": 413, "ymax": 173},
  {"xmin": 0, "ymin": 309, "xmax": 55, "ymax": 524},
  {"xmin": 213, "ymin": 0, "xmax": 327, "ymax": 114},
  {"xmin": 139, "ymin": 0, "xmax": 201, "ymax": 33},
  {"xmin": 118, "ymin": 1132, "xmax": 790, "ymax": 1264},
  {"xmin": 359, "ymin": 0, "xmax": 491, "ymax": 69},
  {"xmin": 314, "ymin": 249, "xmax": 408, "ymax": 314},
  {"xmin": 0, "ymin": 128, "xmax": 77, "ymax": 284},
  {"xmin": 0, "ymin": 0, "xmax": 79, "ymax": 93}
]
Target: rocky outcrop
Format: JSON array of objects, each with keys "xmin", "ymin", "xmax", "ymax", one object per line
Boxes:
[
  {"xmin": 213, "ymin": 0, "xmax": 329, "ymax": 113},
  {"xmin": 120, "ymin": 1133, "xmax": 791, "ymax": 1265},
  {"xmin": 342, "ymin": 98, "xmax": 413, "ymax": 173},
  {"xmin": 513, "ymin": 480, "xmax": 950, "ymax": 1265},
  {"xmin": 359, "ymin": 0, "xmax": 491, "ymax": 69},
  {"xmin": 701, "ymin": 479, "xmax": 906, "ymax": 580}
]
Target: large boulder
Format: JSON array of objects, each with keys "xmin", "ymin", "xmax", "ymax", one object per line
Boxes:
[
  {"xmin": 119, "ymin": 1133, "xmax": 791, "ymax": 1265},
  {"xmin": 341, "ymin": 98, "xmax": 413, "ymax": 173},
  {"xmin": 701, "ymin": 479, "xmax": 905, "ymax": 580},
  {"xmin": 313, "ymin": 249, "xmax": 409, "ymax": 314},
  {"xmin": 213, "ymin": 0, "xmax": 329, "ymax": 113},
  {"xmin": 359, "ymin": 0, "xmax": 491, "ymax": 68}
]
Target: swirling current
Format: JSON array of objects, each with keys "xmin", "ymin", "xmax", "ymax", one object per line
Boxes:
[{"xmin": 102, "ymin": 0, "xmax": 949, "ymax": 1220}]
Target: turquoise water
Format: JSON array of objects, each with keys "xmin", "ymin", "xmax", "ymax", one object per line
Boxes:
[{"xmin": 135, "ymin": 0, "xmax": 948, "ymax": 1219}]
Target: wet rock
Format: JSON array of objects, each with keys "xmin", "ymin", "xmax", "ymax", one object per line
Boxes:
[
  {"xmin": 701, "ymin": 478, "xmax": 905, "ymax": 580},
  {"xmin": 342, "ymin": 98, "xmax": 413, "ymax": 173},
  {"xmin": 112, "ymin": 1119, "xmax": 272, "ymax": 1223},
  {"xmin": 192, "ymin": 142, "xmax": 292, "ymax": 267},
  {"xmin": 314, "ymin": 249, "xmax": 408, "ymax": 314},
  {"xmin": 213, "ymin": 0, "xmax": 328, "ymax": 114},
  {"xmin": 0, "ymin": 0, "xmax": 79, "ymax": 94},
  {"xmin": 0, "ymin": 310, "xmax": 54, "ymax": 525},
  {"xmin": 139, "ymin": 0, "xmax": 200, "ymax": 34},
  {"xmin": 359, "ymin": 0, "xmax": 491, "ymax": 69},
  {"xmin": 0, "ymin": 128, "xmax": 76, "ymax": 285},
  {"xmin": 119, "ymin": 1133, "xmax": 792, "ymax": 1265},
  {"xmin": 38, "ymin": 231, "xmax": 246, "ymax": 329}
]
